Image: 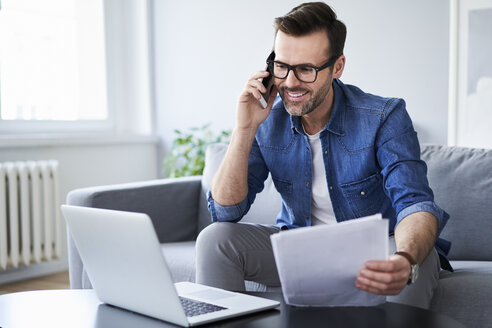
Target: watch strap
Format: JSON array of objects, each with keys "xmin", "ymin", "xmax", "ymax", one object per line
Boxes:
[
  {"xmin": 395, "ymin": 251, "xmax": 418, "ymax": 285},
  {"xmin": 394, "ymin": 251, "xmax": 417, "ymax": 265}
]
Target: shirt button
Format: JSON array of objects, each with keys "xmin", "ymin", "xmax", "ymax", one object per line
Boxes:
[
  {"xmin": 329, "ymin": 186, "xmax": 333, "ymax": 190},
  {"xmin": 306, "ymin": 182, "xmax": 310, "ymax": 187},
  {"xmin": 360, "ymin": 191, "xmax": 366, "ymax": 196},
  {"xmin": 324, "ymin": 150, "xmax": 328, "ymax": 155}
]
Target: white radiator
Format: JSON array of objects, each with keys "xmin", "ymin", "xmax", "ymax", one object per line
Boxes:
[{"xmin": 0, "ymin": 160, "xmax": 62, "ymax": 270}]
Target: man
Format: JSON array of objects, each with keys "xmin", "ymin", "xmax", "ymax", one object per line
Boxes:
[{"xmin": 196, "ymin": 2, "xmax": 449, "ymax": 309}]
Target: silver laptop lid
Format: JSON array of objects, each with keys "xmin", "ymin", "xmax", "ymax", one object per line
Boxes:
[{"xmin": 61, "ymin": 205, "xmax": 189, "ymax": 327}]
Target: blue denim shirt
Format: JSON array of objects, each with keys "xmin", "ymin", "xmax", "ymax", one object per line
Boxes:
[{"xmin": 208, "ymin": 79, "xmax": 451, "ymax": 262}]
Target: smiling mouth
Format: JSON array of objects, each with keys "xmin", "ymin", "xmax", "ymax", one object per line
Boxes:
[{"xmin": 287, "ymin": 90, "xmax": 309, "ymax": 98}]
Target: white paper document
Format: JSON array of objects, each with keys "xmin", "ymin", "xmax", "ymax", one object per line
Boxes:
[{"xmin": 270, "ymin": 214, "xmax": 388, "ymax": 307}]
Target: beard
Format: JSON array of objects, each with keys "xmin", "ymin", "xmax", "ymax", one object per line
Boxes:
[{"xmin": 279, "ymin": 79, "xmax": 332, "ymax": 117}]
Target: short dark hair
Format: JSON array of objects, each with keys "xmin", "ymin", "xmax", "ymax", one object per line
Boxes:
[{"xmin": 274, "ymin": 2, "xmax": 347, "ymax": 59}]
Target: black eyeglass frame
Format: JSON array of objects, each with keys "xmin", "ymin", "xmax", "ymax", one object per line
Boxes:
[{"xmin": 266, "ymin": 55, "xmax": 339, "ymax": 83}]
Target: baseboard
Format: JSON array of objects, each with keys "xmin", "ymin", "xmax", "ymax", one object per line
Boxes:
[{"xmin": 0, "ymin": 258, "xmax": 68, "ymax": 285}]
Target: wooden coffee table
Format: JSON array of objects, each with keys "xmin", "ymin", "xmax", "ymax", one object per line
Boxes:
[{"xmin": 0, "ymin": 289, "xmax": 465, "ymax": 327}]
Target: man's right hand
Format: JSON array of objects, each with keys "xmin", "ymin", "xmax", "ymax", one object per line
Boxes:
[
  {"xmin": 236, "ymin": 71, "xmax": 278, "ymax": 130},
  {"xmin": 210, "ymin": 71, "xmax": 277, "ymax": 206}
]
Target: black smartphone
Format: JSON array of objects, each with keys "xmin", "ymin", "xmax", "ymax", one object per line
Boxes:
[{"xmin": 259, "ymin": 51, "xmax": 276, "ymax": 108}]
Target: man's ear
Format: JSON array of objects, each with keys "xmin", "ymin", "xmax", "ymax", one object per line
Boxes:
[{"xmin": 333, "ymin": 55, "xmax": 346, "ymax": 79}]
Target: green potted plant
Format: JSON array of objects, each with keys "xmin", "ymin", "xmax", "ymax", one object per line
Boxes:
[{"xmin": 163, "ymin": 123, "xmax": 231, "ymax": 178}]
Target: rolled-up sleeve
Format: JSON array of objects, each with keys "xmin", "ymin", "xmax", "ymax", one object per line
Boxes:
[
  {"xmin": 396, "ymin": 201, "xmax": 450, "ymax": 234},
  {"xmin": 207, "ymin": 189, "xmax": 250, "ymax": 223}
]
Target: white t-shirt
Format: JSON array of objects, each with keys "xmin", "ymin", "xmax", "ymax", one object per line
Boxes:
[{"xmin": 305, "ymin": 130, "xmax": 337, "ymax": 225}]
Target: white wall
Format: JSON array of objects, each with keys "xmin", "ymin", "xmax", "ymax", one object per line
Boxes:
[
  {"xmin": 0, "ymin": 138, "xmax": 159, "ymax": 199},
  {"xmin": 153, "ymin": 0, "xmax": 450, "ymax": 160}
]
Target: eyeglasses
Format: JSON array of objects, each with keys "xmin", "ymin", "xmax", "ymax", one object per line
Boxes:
[{"xmin": 267, "ymin": 55, "xmax": 339, "ymax": 83}]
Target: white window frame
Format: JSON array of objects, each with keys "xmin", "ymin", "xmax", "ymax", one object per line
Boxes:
[
  {"xmin": 448, "ymin": 0, "xmax": 492, "ymax": 148},
  {"xmin": 0, "ymin": 0, "xmax": 154, "ymax": 139}
]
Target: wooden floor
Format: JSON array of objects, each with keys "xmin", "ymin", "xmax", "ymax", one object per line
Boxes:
[{"xmin": 0, "ymin": 271, "xmax": 70, "ymax": 295}]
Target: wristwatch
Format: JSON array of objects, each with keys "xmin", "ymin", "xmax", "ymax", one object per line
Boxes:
[{"xmin": 395, "ymin": 251, "xmax": 419, "ymax": 285}]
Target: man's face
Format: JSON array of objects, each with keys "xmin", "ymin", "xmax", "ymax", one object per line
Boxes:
[{"xmin": 273, "ymin": 30, "xmax": 334, "ymax": 117}]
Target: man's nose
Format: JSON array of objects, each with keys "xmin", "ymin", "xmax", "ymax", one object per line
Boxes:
[{"xmin": 283, "ymin": 69, "xmax": 302, "ymax": 88}]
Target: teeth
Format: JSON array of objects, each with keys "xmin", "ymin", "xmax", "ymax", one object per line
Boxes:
[{"xmin": 287, "ymin": 91, "xmax": 307, "ymax": 97}]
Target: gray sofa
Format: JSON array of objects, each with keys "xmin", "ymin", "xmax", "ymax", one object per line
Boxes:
[{"xmin": 66, "ymin": 144, "xmax": 492, "ymax": 327}]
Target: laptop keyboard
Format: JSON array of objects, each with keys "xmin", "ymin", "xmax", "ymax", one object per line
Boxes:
[{"xmin": 179, "ymin": 296, "xmax": 227, "ymax": 317}]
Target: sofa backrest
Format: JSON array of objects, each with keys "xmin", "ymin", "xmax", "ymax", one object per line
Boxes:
[
  {"xmin": 421, "ymin": 145, "xmax": 492, "ymax": 261},
  {"xmin": 198, "ymin": 143, "xmax": 492, "ymax": 261}
]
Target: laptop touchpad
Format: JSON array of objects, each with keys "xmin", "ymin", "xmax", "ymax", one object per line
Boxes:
[{"xmin": 187, "ymin": 289, "xmax": 236, "ymax": 301}]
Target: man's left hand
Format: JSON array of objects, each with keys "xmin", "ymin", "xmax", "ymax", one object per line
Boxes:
[{"xmin": 355, "ymin": 254, "xmax": 411, "ymax": 295}]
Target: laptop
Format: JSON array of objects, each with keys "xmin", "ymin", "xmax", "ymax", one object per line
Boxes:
[{"xmin": 61, "ymin": 205, "xmax": 279, "ymax": 327}]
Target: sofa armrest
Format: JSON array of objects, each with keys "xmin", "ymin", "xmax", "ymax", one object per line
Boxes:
[{"xmin": 65, "ymin": 176, "xmax": 203, "ymax": 289}]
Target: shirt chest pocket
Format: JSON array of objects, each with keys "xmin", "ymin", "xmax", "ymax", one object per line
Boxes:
[{"xmin": 339, "ymin": 173, "xmax": 386, "ymax": 218}]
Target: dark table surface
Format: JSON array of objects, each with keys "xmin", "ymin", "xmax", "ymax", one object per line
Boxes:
[{"xmin": 0, "ymin": 289, "xmax": 465, "ymax": 328}]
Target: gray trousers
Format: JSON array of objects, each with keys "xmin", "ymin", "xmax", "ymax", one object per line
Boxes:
[{"xmin": 195, "ymin": 222, "xmax": 441, "ymax": 309}]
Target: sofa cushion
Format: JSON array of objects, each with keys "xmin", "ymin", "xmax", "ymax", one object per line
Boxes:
[
  {"xmin": 421, "ymin": 145, "xmax": 492, "ymax": 260},
  {"xmin": 161, "ymin": 241, "xmax": 196, "ymax": 283},
  {"xmin": 429, "ymin": 261, "xmax": 492, "ymax": 327},
  {"xmin": 197, "ymin": 143, "xmax": 282, "ymax": 232}
]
